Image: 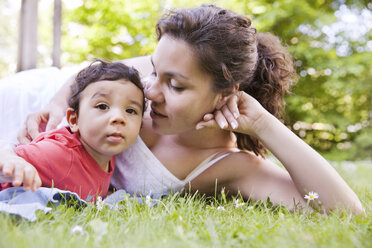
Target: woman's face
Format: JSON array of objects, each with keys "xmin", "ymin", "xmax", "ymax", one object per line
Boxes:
[{"xmin": 145, "ymin": 35, "xmax": 222, "ymax": 134}]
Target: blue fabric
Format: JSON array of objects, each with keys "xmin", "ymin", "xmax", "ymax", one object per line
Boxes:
[
  {"xmin": 0, "ymin": 187, "xmax": 163, "ymax": 222},
  {"xmin": 0, "ymin": 187, "xmax": 87, "ymax": 222}
]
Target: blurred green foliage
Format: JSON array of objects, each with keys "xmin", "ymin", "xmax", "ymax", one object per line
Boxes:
[
  {"xmin": 1, "ymin": 0, "xmax": 371, "ymax": 160},
  {"xmin": 63, "ymin": 0, "xmax": 372, "ymax": 160}
]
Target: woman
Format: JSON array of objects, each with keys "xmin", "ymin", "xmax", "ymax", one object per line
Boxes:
[{"xmin": 2, "ymin": 5, "xmax": 364, "ymax": 213}]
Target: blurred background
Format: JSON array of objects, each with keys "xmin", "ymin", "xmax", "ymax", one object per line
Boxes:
[{"xmin": 0, "ymin": 0, "xmax": 371, "ymax": 161}]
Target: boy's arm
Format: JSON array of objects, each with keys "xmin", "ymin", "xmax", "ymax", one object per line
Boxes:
[
  {"xmin": 0, "ymin": 140, "xmax": 42, "ymax": 191},
  {"xmin": 14, "ymin": 139, "xmax": 72, "ymax": 189}
]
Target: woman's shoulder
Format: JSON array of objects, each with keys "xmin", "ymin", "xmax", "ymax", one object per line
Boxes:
[
  {"xmin": 219, "ymin": 149, "xmax": 264, "ymax": 166},
  {"xmin": 188, "ymin": 149, "xmax": 270, "ymax": 195},
  {"xmin": 207, "ymin": 149, "xmax": 277, "ymax": 179}
]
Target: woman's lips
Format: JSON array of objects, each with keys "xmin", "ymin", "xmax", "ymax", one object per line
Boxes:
[{"xmin": 150, "ymin": 108, "xmax": 167, "ymax": 119}]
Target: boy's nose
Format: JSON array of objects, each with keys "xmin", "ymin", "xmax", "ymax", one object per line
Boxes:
[{"xmin": 110, "ymin": 109, "xmax": 126, "ymax": 125}]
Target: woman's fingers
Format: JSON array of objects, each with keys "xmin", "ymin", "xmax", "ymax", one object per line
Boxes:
[
  {"xmin": 18, "ymin": 106, "xmax": 65, "ymax": 144},
  {"xmin": 196, "ymin": 92, "xmax": 244, "ymax": 130},
  {"xmin": 215, "ymin": 94, "xmax": 240, "ymax": 129},
  {"xmin": 26, "ymin": 113, "xmax": 43, "ymax": 140},
  {"xmin": 221, "ymin": 105, "xmax": 238, "ymax": 129},
  {"xmin": 215, "ymin": 110, "xmax": 229, "ymax": 129},
  {"xmin": 45, "ymin": 114, "xmax": 60, "ymax": 131},
  {"xmin": 17, "ymin": 123, "xmax": 32, "ymax": 144},
  {"xmin": 17, "ymin": 114, "xmax": 40, "ymax": 144},
  {"xmin": 226, "ymin": 94, "xmax": 240, "ymax": 119},
  {"xmin": 203, "ymin": 113, "xmax": 214, "ymax": 121},
  {"xmin": 215, "ymin": 96, "xmax": 228, "ymax": 110},
  {"xmin": 196, "ymin": 119, "xmax": 217, "ymax": 130}
]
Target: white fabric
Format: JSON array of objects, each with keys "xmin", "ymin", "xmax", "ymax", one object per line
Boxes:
[
  {"xmin": 111, "ymin": 136, "xmax": 232, "ymax": 198},
  {"xmin": 0, "ymin": 67, "xmax": 73, "ymax": 144}
]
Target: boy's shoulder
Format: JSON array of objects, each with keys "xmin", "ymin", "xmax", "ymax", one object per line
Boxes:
[{"xmin": 31, "ymin": 126, "xmax": 81, "ymax": 148}]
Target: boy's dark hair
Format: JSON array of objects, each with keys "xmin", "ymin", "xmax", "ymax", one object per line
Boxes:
[{"xmin": 68, "ymin": 59, "xmax": 145, "ymax": 115}]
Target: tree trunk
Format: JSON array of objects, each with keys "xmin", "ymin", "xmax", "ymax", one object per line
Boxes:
[
  {"xmin": 17, "ymin": 0, "xmax": 38, "ymax": 72},
  {"xmin": 52, "ymin": 0, "xmax": 62, "ymax": 68}
]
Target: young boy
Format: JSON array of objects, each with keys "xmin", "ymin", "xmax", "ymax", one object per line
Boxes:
[{"xmin": 0, "ymin": 60, "xmax": 145, "ymax": 201}]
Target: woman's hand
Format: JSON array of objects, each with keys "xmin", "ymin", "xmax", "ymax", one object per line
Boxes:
[
  {"xmin": 17, "ymin": 103, "xmax": 65, "ymax": 144},
  {"xmin": 0, "ymin": 146, "xmax": 42, "ymax": 192},
  {"xmin": 196, "ymin": 91, "xmax": 269, "ymax": 136}
]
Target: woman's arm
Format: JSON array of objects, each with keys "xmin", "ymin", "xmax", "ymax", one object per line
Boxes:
[
  {"xmin": 196, "ymin": 92, "xmax": 365, "ymax": 214},
  {"xmin": 251, "ymin": 108, "xmax": 363, "ymax": 214},
  {"xmin": 119, "ymin": 55, "xmax": 153, "ymax": 78},
  {"xmin": 17, "ymin": 73, "xmax": 74, "ymax": 144},
  {"xmin": 18, "ymin": 56, "xmax": 152, "ymax": 144}
]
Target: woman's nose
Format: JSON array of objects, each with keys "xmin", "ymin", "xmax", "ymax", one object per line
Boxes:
[{"xmin": 145, "ymin": 76, "xmax": 164, "ymax": 103}]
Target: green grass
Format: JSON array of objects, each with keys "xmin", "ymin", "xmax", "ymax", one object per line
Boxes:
[{"xmin": 1, "ymin": 161, "xmax": 371, "ymax": 248}]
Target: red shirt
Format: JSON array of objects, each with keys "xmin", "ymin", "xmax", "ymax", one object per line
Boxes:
[{"xmin": 12, "ymin": 127, "xmax": 114, "ymax": 202}]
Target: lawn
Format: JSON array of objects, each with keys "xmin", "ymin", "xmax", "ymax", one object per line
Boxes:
[{"xmin": 1, "ymin": 161, "xmax": 371, "ymax": 248}]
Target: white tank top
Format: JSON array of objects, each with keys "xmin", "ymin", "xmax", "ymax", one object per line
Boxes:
[{"xmin": 111, "ymin": 136, "xmax": 232, "ymax": 198}]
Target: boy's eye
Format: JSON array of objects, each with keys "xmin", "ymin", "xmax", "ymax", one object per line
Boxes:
[
  {"xmin": 126, "ymin": 108, "xmax": 138, "ymax": 115},
  {"xmin": 96, "ymin": 103, "xmax": 109, "ymax": 110}
]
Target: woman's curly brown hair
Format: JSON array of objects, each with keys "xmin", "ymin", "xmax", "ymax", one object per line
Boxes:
[{"xmin": 156, "ymin": 5, "xmax": 298, "ymax": 156}]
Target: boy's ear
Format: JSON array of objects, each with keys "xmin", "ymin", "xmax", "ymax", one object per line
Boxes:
[{"xmin": 66, "ymin": 108, "xmax": 79, "ymax": 133}]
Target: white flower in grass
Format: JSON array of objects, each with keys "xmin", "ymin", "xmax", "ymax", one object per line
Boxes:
[
  {"xmin": 145, "ymin": 195, "xmax": 152, "ymax": 206},
  {"xmin": 71, "ymin": 225, "xmax": 85, "ymax": 235},
  {"xmin": 234, "ymin": 199, "xmax": 245, "ymax": 208},
  {"xmin": 96, "ymin": 196, "xmax": 105, "ymax": 211},
  {"xmin": 304, "ymin": 192, "xmax": 319, "ymax": 201},
  {"xmin": 217, "ymin": 206, "xmax": 226, "ymax": 211},
  {"xmin": 88, "ymin": 218, "xmax": 108, "ymax": 239}
]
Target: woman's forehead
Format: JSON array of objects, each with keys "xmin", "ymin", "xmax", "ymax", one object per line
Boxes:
[{"xmin": 153, "ymin": 35, "xmax": 212, "ymax": 84}]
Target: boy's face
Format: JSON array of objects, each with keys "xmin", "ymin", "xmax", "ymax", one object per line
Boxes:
[{"xmin": 67, "ymin": 79, "xmax": 143, "ymax": 166}]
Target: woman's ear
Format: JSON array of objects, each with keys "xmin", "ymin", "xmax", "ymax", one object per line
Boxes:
[
  {"xmin": 216, "ymin": 95, "xmax": 228, "ymax": 110},
  {"xmin": 216, "ymin": 84, "xmax": 239, "ymax": 109},
  {"xmin": 233, "ymin": 83, "xmax": 239, "ymax": 92},
  {"xmin": 66, "ymin": 108, "xmax": 79, "ymax": 133}
]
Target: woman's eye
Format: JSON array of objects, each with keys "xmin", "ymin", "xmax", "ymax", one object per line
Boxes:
[
  {"xmin": 126, "ymin": 108, "xmax": 138, "ymax": 115},
  {"xmin": 170, "ymin": 79, "xmax": 185, "ymax": 92},
  {"xmin": 96, "ymin": 103, "xmax": 109, "ymax": 110},
  {"xmin": 170, "ymin": 84, "xmax": 185, "ymax": 92}
]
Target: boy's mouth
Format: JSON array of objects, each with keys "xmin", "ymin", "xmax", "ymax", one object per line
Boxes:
[{"xmin": 106, "ymin": 133, "xmax": 124, "ymax": 143}]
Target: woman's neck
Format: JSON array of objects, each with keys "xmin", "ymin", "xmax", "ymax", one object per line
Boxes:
[{"xmin": 170, "ymin": 127, "xmax": 236, "ymax": 149}]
